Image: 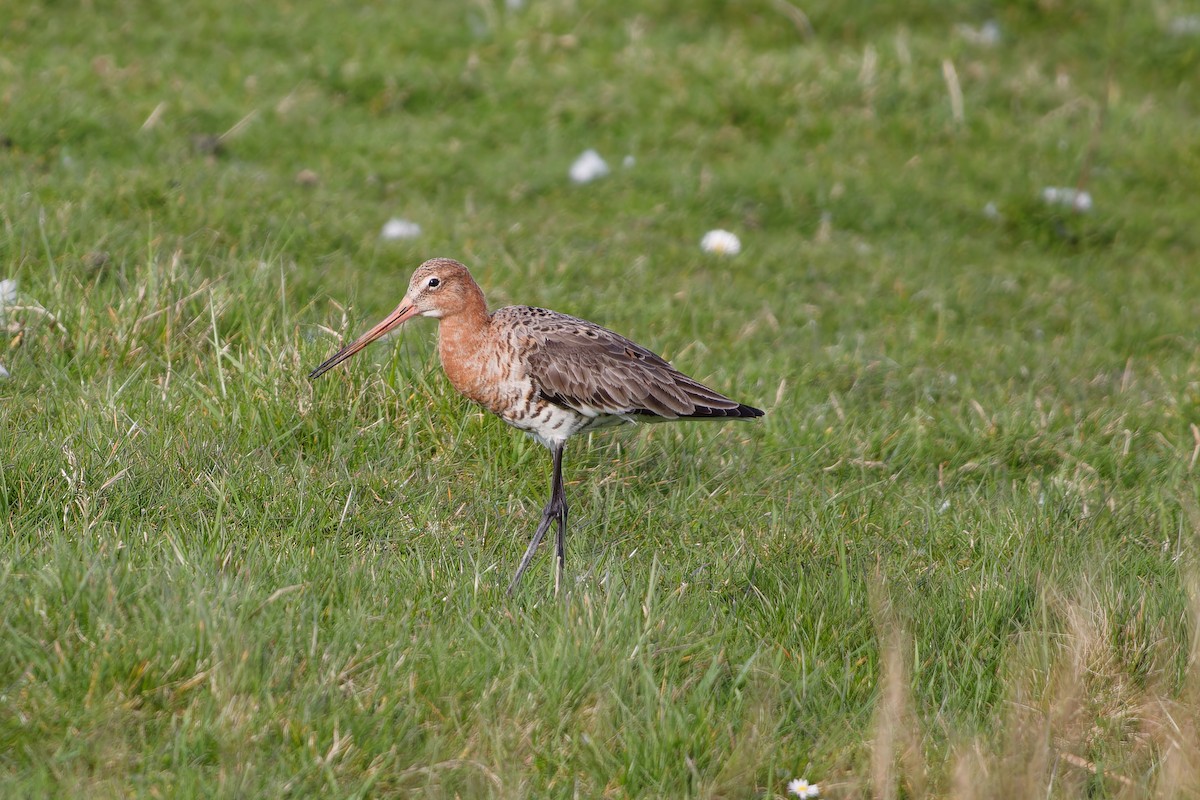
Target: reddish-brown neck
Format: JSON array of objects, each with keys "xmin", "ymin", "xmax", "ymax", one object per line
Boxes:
[
  {"xmin": 436, "ymin": 279, "xmax": 490, "ymax": 339},
  {"xmin": 434, "ymin": 280, "xmax": 495, "ymax": 397}
]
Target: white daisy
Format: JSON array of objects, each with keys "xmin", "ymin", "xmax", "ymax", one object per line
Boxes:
[
  {"xmin": 569, "ymin": 149, "xmax": 609, "ymax": 184},
  {"xmin": 380, "ymin": 218, "xmax": 422, "ymax": 241},
  {"xmin": 700, "ymin": 229, "xmax": 741, "ymax": 256},
  {"xmin": 1041, "ymin": 186, "xmax": 1092, "ymax": 213},
  {"xmin": 787, "ymin": 777, "xmax": 820, "ymax": 797}
]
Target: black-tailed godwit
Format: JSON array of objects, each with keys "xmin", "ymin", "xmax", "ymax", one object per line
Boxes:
[{"xmin": 310, "ymin": 258, "xmax": 763, "ymax": 594}]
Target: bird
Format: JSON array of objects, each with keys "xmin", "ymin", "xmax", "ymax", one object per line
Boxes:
[{"xmin": 309, "ymin": 258, "xmax": 764, "ymax": 594}]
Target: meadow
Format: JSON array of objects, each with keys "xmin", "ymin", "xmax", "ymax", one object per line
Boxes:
[{"xmin": 2, "ymin": 1, "xmax": 1200, "ymax": 797}]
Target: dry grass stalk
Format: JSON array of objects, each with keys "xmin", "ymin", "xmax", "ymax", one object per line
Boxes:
[
  {"xmin": 857, "ymin": 565, "xmax": 1200, "ymax": 799},
  {"xmin": 868, "ymin": 579, "xmax": 926, "ymax": 800}
]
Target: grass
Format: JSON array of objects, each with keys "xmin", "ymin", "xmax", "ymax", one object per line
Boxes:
[{"xmin": 2, "ymin": 0, "xmax": 1200, "ymax": 796}]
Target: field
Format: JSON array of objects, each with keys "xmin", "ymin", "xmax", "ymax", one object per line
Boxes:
[{"xmin": 3, "ymin": 1, "xmax": 1200, "ymax": 797}]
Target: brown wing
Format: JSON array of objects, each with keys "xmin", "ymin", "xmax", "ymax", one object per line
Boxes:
[{"xmin": 498, "ymin": 306, "xmax": 763, "ymax": 420}]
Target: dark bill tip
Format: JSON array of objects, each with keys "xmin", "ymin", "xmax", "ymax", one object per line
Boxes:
[{"xmin": 307, "ymin": 302, "xmax": 418, "ymax": 381}]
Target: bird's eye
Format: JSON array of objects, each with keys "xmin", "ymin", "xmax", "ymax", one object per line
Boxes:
[{"xmin": 427, "ymin": 277, "xmax": 441, "ymax": 288}]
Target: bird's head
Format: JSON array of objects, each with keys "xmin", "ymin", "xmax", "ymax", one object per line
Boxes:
[
  {"xmin": 309, "ymin": 257, "xmax": 480, "ymax": 379},
  {"xmin": 401, "ymin": 257, "xmax": 479, "ymax": 320}
]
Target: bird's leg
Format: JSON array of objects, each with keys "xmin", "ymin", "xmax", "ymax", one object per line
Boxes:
[
  {"xmin": 551, "ymin": 445, "xmax": 568, "ymax": 597},
  {"xmin": 507, "ymin": 506, "xmax": 555, "ymax": 595},
  {"xmin": 507, "ymin": 443, "xmax": 567, "ymax": 596}
]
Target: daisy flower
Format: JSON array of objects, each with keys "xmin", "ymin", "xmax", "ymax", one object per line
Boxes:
[
  {"xmin": 787, "ymin": 777, "xmax": 820, "ymax": 798},
  {"xmin": 569, "ymin": 149, "xmax": 609, "ymax": 184},
  {"xmin": 380, "ymin": 218, "xmax": 422, "ymax": 240},
  {"xmin": 700, "ymin": 229, "xmax": 741, "ymax": 256},
  {"xmin": 1041, "ymin": 186, "xmax": 1093, "ymax": 213}
]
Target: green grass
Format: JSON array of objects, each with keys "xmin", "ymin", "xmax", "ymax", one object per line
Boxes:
[{"xmin": 3, "ymin": 1, "xmax": 1200, "ymax": 797}]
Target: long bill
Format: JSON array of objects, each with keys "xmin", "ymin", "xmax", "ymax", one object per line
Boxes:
[{"xmin": 308, "ymin": 300, "xmax": 420, "ymax": 379}]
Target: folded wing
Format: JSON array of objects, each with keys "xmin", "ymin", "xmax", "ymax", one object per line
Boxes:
[{"xmin": 501, "ymin": 307, "xmax": 764, "ymax": 421}]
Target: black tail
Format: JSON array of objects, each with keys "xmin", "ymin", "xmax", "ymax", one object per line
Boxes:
[{"xmin": 684, "ymin": 402, "xmax": 764, "ymax": 419}]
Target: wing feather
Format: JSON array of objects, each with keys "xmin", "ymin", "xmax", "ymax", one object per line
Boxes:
[{"xmin": 495, "ymin": 306, "xmax": 760, "ymax": 420}]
